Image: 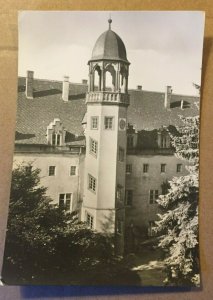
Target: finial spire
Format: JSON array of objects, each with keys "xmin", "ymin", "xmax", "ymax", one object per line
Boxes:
[{"xmin": 108, "ymin": 14, "xmax": 112, "ymax": 30}]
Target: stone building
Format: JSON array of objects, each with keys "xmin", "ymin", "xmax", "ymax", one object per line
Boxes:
[{"xmin": 14, "ymin": 19, "xmax": 199, "ymax": 253}]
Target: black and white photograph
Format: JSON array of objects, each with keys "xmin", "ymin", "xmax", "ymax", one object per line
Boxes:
[{"xmin": 1, "ymin": 11, "xmax": 204, "ymax": 286}]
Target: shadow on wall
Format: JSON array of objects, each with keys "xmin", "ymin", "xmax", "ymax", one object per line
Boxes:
[{"xmin": 100, "ymin": 210, "xmax": 115, "ymax": 234}]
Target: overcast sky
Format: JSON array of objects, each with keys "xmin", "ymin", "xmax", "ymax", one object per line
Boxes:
[{"xmin": 18, "ymin": 11, "xmax": 205, "ymax": 95}]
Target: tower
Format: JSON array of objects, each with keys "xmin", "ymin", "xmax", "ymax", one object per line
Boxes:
[{"xmin": 82, "ymin": 19, "xmax": 130, "ymax": 254}]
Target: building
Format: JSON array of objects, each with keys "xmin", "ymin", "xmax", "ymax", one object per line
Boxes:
[{"xmin": 14, "ymin": 19, "xmax": 199, "ymax": 254}]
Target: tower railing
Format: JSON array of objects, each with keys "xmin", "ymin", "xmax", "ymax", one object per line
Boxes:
[{"xmin": 86, "ymin": 91, "xmax": 130, "ymax": 105}]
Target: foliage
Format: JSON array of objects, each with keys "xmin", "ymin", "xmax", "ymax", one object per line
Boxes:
[
  {"xmin": 155, "ymin": 115, "xmax": 200, "ymax": 286},
  {"xmin": 2, "ymin": 163, "xmax": 116, "ymax": 284}
]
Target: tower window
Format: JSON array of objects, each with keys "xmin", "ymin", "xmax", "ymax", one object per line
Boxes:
[
  {"xmin": 86, "ymin": 212, "xmax": 94, "ymax": 229},
  {"xmin": 161, "ymin": 164, "xmax": 166, "ymax": 173},
  {"xmin": 48, "ymin": 166, "xmax": 56, "ymax": 176},
  {"xmin": 118, "ymin": 147, "xmax": 125, "ymax": 162},
  {"xmin": 150, "ymin": 190, "xmax": 159, "ymax": 204},
  {"xmin": 89, "ymin": 137, "xmax": 98, "ymax": 156},
  {"xmin": 125, "ymin": 190, "xmax": 133, "ymax": 206},
  {"xmin": 70, "ymin": 166, "xmax": 76, "ymax": 176},
  {"xmin": 91, "ymin": 116, "xmax": 98, "ymax": 130},
  {"xmin": 143, "ymin": 164, "xmax": 149, "ymax": 173},
  {"xmin": 59, "ymin": 193, "xmax": 72, "ymax": 211},
  {"xmin": 104, "ymin": 117, "xmax": 114, "ymax": 130},
  {"xmin": 177, "ymin": 164, "xmax": 182, "ymax": 173},
  {"xmin": 88, "ymin": 174, "xmax": 96, "ymax": 193}
]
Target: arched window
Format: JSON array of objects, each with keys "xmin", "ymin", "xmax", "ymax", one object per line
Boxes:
[
  {"xmin": 104, "ymin": 64, "xmax": 116, "ymax": 92},
  {"xmin": 93, "ymin": 65, "xmax": 101, "ymax": 91}
]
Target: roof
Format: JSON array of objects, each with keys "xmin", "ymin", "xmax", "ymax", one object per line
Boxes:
[
  {"xmin": 15, "ymin": 77, "xmax": 199, "ymax": 147},
  {"xmin": 16, "ymin": 77, "xmax": 87, "ymax": 145},
  {"xmin": 90, "ymin": 29, "xmax": 129, "ymax": 63}
]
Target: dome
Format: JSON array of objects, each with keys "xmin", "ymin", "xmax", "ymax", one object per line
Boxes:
[{"xmin": 90, "ymin": 21, "xmax": 129, "ymax": 63}]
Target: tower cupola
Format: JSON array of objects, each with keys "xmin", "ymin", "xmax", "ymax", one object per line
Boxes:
[{"xmin": 86, "ymin": 19, "xmax": 130, "ymax": 106}]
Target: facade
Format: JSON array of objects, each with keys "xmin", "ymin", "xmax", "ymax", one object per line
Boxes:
[{"xmin": 14, "ymin": 20, "xmax": 199, "ymax": 253}]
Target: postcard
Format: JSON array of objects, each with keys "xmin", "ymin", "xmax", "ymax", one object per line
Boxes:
[{"xmin": 1, "ymin": 11, "xmax": 204, "ymax": 286}]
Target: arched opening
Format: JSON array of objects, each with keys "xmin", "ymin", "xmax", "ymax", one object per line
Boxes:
[
  {"xmin": 93, "ymin": 65, "xmax": 101, "ymax": 91},
  {"xmin": 120, "ymin": 66, "xmax": 127, "ymax": 93},
  {"xmin": 104, "ymin": 64, "xmax": 116, "ymax": 92}
]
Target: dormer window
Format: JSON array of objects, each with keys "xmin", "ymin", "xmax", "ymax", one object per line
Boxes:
[
  {"xmin": 52, "ymin": 133, "xmax": 61, "ymax": 146},
  {"xmin": 46, "ymin": 118, "xmax": 66, "ymax": 146},
  {"xmin": 157, "ymin": 127, "xmax": 170, "ymax": 149}
]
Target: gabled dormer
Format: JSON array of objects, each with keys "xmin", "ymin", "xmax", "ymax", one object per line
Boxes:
[{"xmin": 46, "ymin": 118, "xmax": 66, "ymax": 146}]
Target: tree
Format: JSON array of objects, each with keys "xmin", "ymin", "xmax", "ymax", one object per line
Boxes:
[
  {"xmin": 2, "ymin": 163, "xmax": 138, "ymax": 285},
  {"xmin": 155, "ymin": 115, "xmax": 200, "ymax": 286},
  {"xmin": 2, "ymin": 164, "xmax": 115, "ymax": 284}
]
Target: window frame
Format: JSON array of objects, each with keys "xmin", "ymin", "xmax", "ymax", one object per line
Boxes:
[
  {"xmin": 176, "ymin": 163, "xmax": 182, "ymax": 173},
  {"xmin": 86, "ymin": 212, "xmax": 94, "ymax": 229},
  {"xmin": 91, "ymin": 116, "xmax": 99, "ymax": 130},
  {"xmin": 88, "ymin": 174, "xmax": 97, "ymax": 193},
  {"xmin": 125, "ymin": 190, "xmax": 133, "ymax": 206},
  {"xmin": 160, "ymin": 163, "xmax": 166, "ymax": 173},
  {"xmin": 143, "ymin": 163, "xmax": 149, "ymax": 173},
  {"xmin": 149, "ymin": 189, "xmax": 159, "ymax": 204},
  {"xmin": 59, "ymin": 193, "xmax": 72, "ymax": 211},
  {"xmin": 89, "ymin": 137, "xmax": 98, "ymax": 157},
  {"xmin": 48, "ymin": 165, "xmax": 56, "ymax": 176},
  {"xmin": 70, "ymin": 166, "xmax": 77, "ymax": 176},
  {"xmin": 104, "ymin": 116, "xmax": 114, "ymax": 130},
  {"xmin": 118, "ymin": 146, "xmax": 125, "ymax": 162},
  {"xmin": 126, "ymin": 164, "xmax": 132, "ymax": 174},
  {"xmin": 52, "ymin": 133, "xmax": 61, "ymax": 146}
]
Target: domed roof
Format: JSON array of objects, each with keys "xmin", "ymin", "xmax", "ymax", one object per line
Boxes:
[{"xmin": 90, "ymin": 20, "xmax": 129, "ymax": 64}]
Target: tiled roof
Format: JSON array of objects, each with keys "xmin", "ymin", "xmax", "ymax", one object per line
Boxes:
[
  {"xmin": 16, "ymin": 77, "xmax": 199, "ymax": 146},
  {"xmin": 127, "ymin": 90, "xmax": 199, "ymax": 131},
  {"xmin": 16, "ymin": 78, "xmax": 87, "ymax": 145}
]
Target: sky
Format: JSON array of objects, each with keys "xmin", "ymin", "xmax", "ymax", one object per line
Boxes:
[{"xmin": 18, "ymin": 11, "xmax": 205, "ymax": 95}]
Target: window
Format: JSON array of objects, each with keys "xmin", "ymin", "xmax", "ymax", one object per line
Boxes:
[
  {"xmin": 161, "ymin": 136, "xmax": 167, "ymax": 148},
  {"xmin": 88, "ymin": 174, "xmax": 96, "ymax": 192},
  {"xmin": 126, "ymin": 164, "xmax": 132, "ymax": 174},
  {"xmin": 104, "ymin": 116, "xmax": 114, "ymax": 130},
  {"xmin": 59, "ymin": 193, "xmax": 72, "ymax": 211},
  {"xmin": 127, "ymin": 135, "xmax": 134, "ymax": 148},
  {"xmin": 70, "ymin": 166, "xmax": 76, "ymax": 176},
  {"xmin": 143, "ymin": 164, "xmax": 149, "ymax": 173},
  {"xmin": 86, "ymin": 212, "xmax": 94, "ymax": 229},
  {"xmin": 149, "ymin": 190, "xmax": 159, "ymax": 204},
  {"xmin": 125, "ymin": 190, "xmax": 133, "ymax": 206},
  {"xmin": 148, "ymin": 221, "xmax": 156, "ymax": 237},
  {"xmin": 118, "ymin": 147, "xmax": 125, "ymax": 162},
  {"xmin": 161, "ymin": 164, "xmax": 166, "ymax": 173},
  {"xmin": 117, "ymin": 220, "xmax": 123, "ymax": 234},
  {"xmin": 116, "ymin": 185, "xmax": 123, "ymax": 201},
  {"xmin": 49, "ymin": 166, "xmax": 56, "ymax": 176},
  {"xmin": 177, "ymin": 164, "xmax": 182, "ymax": 173},
  {"xmin": 89, "ymin": 137, "xmax": 98, "ymax": 156},
  {"xmin": 91, "ymin": 116, "xmax": 98, "ymax": 130},
  {"xmin": 52, "ymin": 133, "xmax": 61, "ymax": 146}
]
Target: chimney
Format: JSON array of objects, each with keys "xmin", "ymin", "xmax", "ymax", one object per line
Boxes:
[
  {"xmin": 26, "ymin": 70, "xmax": 34, "ymax": 99},
  {"xmin": 137, "ymin": 85, "xmax": 142, "ymax": 90},
  {"xmin": 164, "ymin": 86, "xmax": 172, "ymax": 109},
  {"xmin": 62, "ymin": 76, "xmax": 69, "ymax": 102},
  {"xmin": 82, "ymin": 79, "xmax": 88, "ymax": 85}
]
